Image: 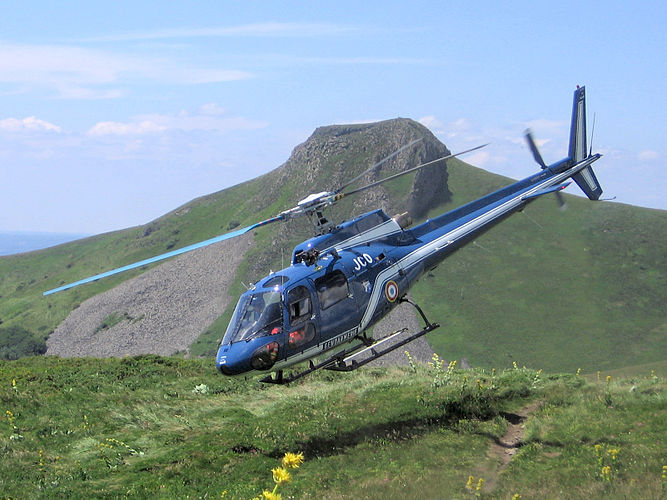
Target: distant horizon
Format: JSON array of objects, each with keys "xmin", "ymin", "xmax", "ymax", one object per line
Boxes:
[{"xmin": 0, "ymin": 230, "xmax": 89, "ymax": 256}]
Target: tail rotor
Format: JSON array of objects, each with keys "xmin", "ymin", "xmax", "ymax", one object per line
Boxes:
[{"xmin": 524, "ymin": 129, "xmax": 567, "ymax": 210}]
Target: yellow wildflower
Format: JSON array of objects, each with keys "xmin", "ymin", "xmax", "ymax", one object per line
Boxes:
[
  {"xmin": 576, "ymin": 368, "xmax": 581, "ymax": 376},
  {"xmin": 261, "ymin": 490, "xmax": 281, "ymax": 500},
  {"xmin": 272, "ymin": 467, "xmax": 291, "ymax": 485},
  {"xmin": 466, "ymin": 475, "xmax": 474, "ymax": 492},
  {"xmin": 476, "ymin": 477, "xmax": 484, "ymax": 491},
  {"xmin": 608, "ymin": 448, "xmax": 619, "ymax": 461},
  {"xmin": 512, "ymin": 494, "xmax": 521, "ymax": 500},
  {"xmin": 601, "ymin": 465, "xmax": 612, "ymax": 481},
  {"xmin": 282, "ymin": 452, "xmax": 304, "ymax": 469},
  {"xmin": 606, "ymin": 375, "xmax": 612, "ymax": 383}
]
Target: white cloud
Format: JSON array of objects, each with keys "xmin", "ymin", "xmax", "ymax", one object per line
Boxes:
[
  {"xmin": 199, "ymin": 103, "xmax": 226, "ymax": 116},
  {"xmin": 419, "ymin": 116, "xmax": 473, "ymax": 139},
  {"xmin": 0, "ymin": 44, "xmax": 120, "ymax": 84},
  {"xmin": 56, "ymin": 87, "xmax": 125, "ymax": 100},
  {"xmin": 0, "ymin": 116, "xmax": 62, "ymax": 133},
  {"xmin": 0, "ymin": 43, "xmax": 251, "ymax": 99},
  {"xmin": 638, "ymin": 150, "xmax": 659, "ymax": 161},
  {"xmin": 418, "ymin": 115, "xmax": 444, "ymax": 131},
  {"xmin": 524, "ymin": 119, "xmax": 565, "ymax": 135},
  {"xmin": 87, "ymin": 106, "xmax": 268, "ymax": 136},
  {"xmin": 466, "ymin": 150, "xmax": 491, "ymax": 167},
  {"xmin": 173, "ymin": 68, "xmax": 252, "ymax": 85},
  {"xmin": 77, "ymin": 22, "xmax": 359, "ymax": 42},
  {"xmin": 87, "ymin": 120, "xmax": 167, "ymax": 136}
]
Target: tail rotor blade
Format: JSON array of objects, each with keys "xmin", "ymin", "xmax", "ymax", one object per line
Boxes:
[
  {"xmin": 525, "ymin": 129, "xmax": 547, "ymax": 169},
  {"xmin": 555, "ymin": 191, "xmax": 568, "ymax": 211},
  {"xmin": 43, "ymin": 214, "xmax": 285, "ymax": 296}
]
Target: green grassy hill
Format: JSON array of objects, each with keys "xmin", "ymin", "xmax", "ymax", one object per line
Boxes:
[
  {"xmin": 0, "ymin": 118, "xmax": 665, "ymax": 374},
  {"xmin": 0, "ymin": 356, "xmax": 664, "ymax": 498}
]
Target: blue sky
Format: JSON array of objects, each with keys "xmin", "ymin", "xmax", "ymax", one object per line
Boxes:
[{"xmin": 1, "ymin": 1, "xmax": 665, "ymax": 234}]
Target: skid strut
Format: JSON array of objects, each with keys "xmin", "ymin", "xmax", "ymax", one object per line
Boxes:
[{"xmin": 260, "ymin": 297, "xmax": 439, "ymax": 385}]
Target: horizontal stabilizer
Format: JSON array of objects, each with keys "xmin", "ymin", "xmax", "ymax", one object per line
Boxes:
[
  {"xmin": 572, "ymin": 166, "xmax": 603, "ymax": 200},
  {"xmin": 521, "ymin": 182, "xmax": 571, "ymax": 201}
]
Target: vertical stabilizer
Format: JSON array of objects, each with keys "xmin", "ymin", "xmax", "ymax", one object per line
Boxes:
[
  {"xmin": 569, "ymin": 86, "xmax": 587, "ymax": 163},
  {"xmin": 568, "ymin": 86, "xmax": 603, "ymax": 200}
]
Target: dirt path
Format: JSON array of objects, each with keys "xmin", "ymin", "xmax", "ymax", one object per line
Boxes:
[{"xmin": 483, "ymin": 400, "xmax": 541, "ymax": 493}]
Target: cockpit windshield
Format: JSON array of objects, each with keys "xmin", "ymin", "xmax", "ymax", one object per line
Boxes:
[{"xmin": 222, "ymin": 291, "xmax": 283, "ymax": 344}]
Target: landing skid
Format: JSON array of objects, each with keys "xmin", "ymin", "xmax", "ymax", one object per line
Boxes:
[{"xmin": 260, "ymin": 297, "xmax": 440, "ymax": 385}]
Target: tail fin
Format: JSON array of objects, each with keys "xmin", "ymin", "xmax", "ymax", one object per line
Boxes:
[{"xmin": 568, "ymin": 86, "xmax": 603, "ymax": 200}]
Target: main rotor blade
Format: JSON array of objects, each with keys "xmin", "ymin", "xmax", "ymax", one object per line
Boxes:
[
  {"xmin": 335, "ymin": 138, "xmax": 422, "ymax": 194},
  {"xmin": 524, "ymin": 129, "xmax": 547, "ymax": 169},
  {"xmin": 343, "ymin": 143, "xmax": 489, "ymax": 198},
  {"xmin": 43, "ymin": 214, "xmax": 285, "ymax": 296}
]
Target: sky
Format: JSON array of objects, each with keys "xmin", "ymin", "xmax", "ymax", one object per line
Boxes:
[{"xmin": 1, "ymin": 1, "xmax": 665, "ymax": 234}]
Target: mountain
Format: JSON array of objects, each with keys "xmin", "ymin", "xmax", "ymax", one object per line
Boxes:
[{"xmin": 0, "ymin": 118, "xmax": 665, "ymax": 372}]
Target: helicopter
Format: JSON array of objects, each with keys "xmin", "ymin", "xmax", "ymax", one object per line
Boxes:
[{"xmin": 45, "ymin": 86, "xmax": 603, "ymax": 384}]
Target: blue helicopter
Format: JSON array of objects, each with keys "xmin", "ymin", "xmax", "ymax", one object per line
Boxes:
[{"xmin": 45, "ymin": 86, "xmax": 602, "ymax": 384}]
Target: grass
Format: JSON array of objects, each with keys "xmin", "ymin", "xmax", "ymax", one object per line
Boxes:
[{"xmin": 0, "ymin": 355, "xmax": 664, "ymax": 498}]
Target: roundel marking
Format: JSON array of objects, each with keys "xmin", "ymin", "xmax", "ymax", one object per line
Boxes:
[{"xmin": 384, "ymin": 280, "xmax": 399, "ymax": 302}]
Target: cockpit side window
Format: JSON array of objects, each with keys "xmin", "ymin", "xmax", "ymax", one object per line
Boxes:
[
  {"xmin": 314, "ymin": 270, "xmax": 349, "ymax": 310},
  {"xmin": 287, "ymin": 285, "xmax": 312, "ymax": 325}
]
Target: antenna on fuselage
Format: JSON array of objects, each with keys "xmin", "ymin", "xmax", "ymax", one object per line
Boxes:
[{"xmin": 588, "ymin": 112, "xmax": 596, "ymax": 157}]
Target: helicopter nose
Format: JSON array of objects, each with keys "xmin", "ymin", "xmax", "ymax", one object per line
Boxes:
[{"xmin": 216, "ymin": 344, "xmax": 252, "ymax": 376}]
